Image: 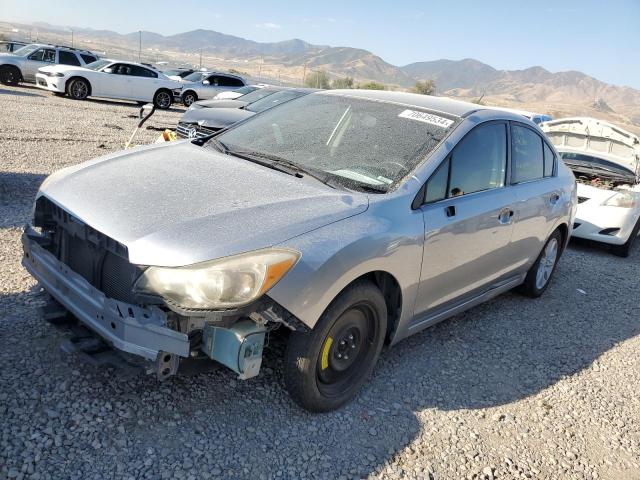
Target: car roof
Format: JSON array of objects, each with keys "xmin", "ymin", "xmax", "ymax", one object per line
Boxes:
[{"xmin": 320, "ymin": 89, "xmax": 494, "ymax": 118}]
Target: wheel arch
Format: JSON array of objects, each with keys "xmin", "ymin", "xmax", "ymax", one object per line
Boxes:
[
  {"xmin": 315, "ymin": 270, "xmax": 403, "ymax": 345},
  {"xmin": 65, "ymin": 76, "xmax": 92, "ymax": 96}
]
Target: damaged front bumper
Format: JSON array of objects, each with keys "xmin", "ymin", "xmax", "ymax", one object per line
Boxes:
[{"xmin": 21, "ymin": 227, "xmax": 190, "ymax": 364}]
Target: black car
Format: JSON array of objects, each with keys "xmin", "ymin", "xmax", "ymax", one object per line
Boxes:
[{"xmin": 176, "ymin": 88, "xmax": 318, "ymax": 139}]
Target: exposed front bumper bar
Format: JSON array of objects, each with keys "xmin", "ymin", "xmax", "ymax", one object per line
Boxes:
[{"xmin": 21, "ymin": 228, "xmax": 189, "ymax": 361}]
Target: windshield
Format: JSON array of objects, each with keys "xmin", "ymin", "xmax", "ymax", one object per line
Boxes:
[
  {"xmin": 239, "ymin": 88, "xmax": 279, "ymax": 103},
  {"xmin": 84, "ymin": 59, "xmax": 112, "ymax": 71},
  {"xmin": 560, "ymin": 152, "xmax": 636, "ymax": 179},
  {"xmin": 13, "ymin": 44, "xmax": 40, "ymax": 56},
  {"xmin": 216, "ymin": 94, "xmax": 459, "ymax": 191},
  {"xmin": 183, "ymin": 71, "xmax": 208, "ymax": 82},
  {"xmin": 233, "ymin": 85, "xmax": 258, "ymax": 96},
  {"xmin": 246, "ymin": 90, "xmax": 306, "ymax": 113}
]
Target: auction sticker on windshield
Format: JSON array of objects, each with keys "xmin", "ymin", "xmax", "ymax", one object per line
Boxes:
[{"xmin": 398, "ymin": 109, "xmax": 454, "ymax": 128}]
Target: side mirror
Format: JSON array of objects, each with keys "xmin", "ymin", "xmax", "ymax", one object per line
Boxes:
[
  {"xmin": 103, "ymin": 67, "xmax": 113, "ymax": 74},
  {"xmin": 202, "ymin": 79, "xmax": 210, "ymax": 85}
]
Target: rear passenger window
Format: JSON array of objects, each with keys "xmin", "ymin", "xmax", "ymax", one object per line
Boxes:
[
  {"xmin": 215, "ymin": 76, "xmax": 244, "ymax": 87},
  {"xmin": 543, "ymin": 142, "xmax": 555, "ymax": 177},
  {"xmin": 59, "ymin": 51, "xmax": 81, "ymax": 66},
  {"xmin": 81, "ymin": 54, "xmax": 97, "ymax": 64},
  {"xmin": 130, "ymin": 65, "xmax": 157, "ymax": 78},
  {"xmin": 29, "ymin": 48, "xmax": 56, "ymax": 63},
  {"xmin": 511, "ymin": 125, "xmax": 544, "ymax": 183}
]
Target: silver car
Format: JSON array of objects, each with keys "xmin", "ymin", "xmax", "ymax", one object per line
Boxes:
[
  {"xmin": 0, "ymin": 43, "xmax": 98, "ymax": 85},
  {"xmin": 22, "ymin": 90, "xmax": 576, "ymax": 411},
  {"xmin": 178, "ymin": 71, "xmax": 247, "ymax": 106}
]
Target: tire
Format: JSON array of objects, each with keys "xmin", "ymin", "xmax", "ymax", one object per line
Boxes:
[
  {"xmin": 284, "ymin": 280, "xmax": 387, "ymax": 412},
  {"xmin": 68, "ymin": 78, "xmax": 89, "ymax": 100},
  {"xmin": 153, "ymin": 89, "xmax": 172, "ymax": 109},
  {"xmin": 518, "ymin": 229, "xmax": 563, "ymax": 298},
  {"xmin": 0, "ymin": 65, "xmax": 21, "ymax": 85},
  {"xmin": 610, "ymin": 217, "xmax": 640, "ymax": 258},
  {"xmin": 182, "ymin": 91, "xmax": 197, "ymax": 107}
]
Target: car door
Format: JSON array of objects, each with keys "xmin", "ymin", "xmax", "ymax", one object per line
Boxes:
[
  {"xmin": 23, "ymin": 47, "xmax": 56, "ymax": 81},
  {"xmin": 99, "ymin": 63, "xmax": 131, "ymax": 99},
  {"xmin": 414, "ymin": 121, "xmax": 519, "ymax": 320},
  {"xmin": 127, "ymin": 65, "xmax": 159, "ymax": 101},
  {"xmin": 508, "ymin": 122, "xmax": 561, "ymax": 268}
]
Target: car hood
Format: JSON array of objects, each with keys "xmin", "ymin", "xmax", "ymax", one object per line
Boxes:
[
  {"xmin": 190, "ymin": 99, "xmax": 248, "ymax": 110},
  {"xmin": 179, "ymin": 107, "xmax": 254, "ymax": 129},
  {"xmin": 38, "ymin": 141, "xmax": 368, "ymax": 267}
]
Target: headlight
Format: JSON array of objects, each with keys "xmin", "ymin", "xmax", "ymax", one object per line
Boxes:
[
  {"xmin": 602, "ymin": 192, "xmax": 637, "ymax": 208},
  {"xmin": 134, "ymin": 249, "xmax": 300, "ymax": 309},
  {"xmin": 48, "ymin": 72, "xmax": 65, "ymax": 77}
]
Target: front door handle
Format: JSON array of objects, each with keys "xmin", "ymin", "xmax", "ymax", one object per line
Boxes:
[
  {"xmin": 550, "ymin": 192, "xmax": 561, "ymax": 205},
  {"xmin": 445, "ymin": 205, "xmax": 456, "ymax": 218},
  {"xmin": 498, "ymin": 207, "xmax": 514, "ymax": 224}
]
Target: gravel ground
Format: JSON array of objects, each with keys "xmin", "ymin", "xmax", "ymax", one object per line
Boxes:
[{"xmin": 1, "ymin": 84, "xmax": 639, "ymax": 480}]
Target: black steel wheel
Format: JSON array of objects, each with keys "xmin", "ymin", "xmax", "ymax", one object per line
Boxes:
[
  {"xmin": 284, "ymin": 280, "xmax": 387, "ymax": 412},
  {"xmin": 0, "ymin": 65, "xmax": 21, "ymax": 85}
]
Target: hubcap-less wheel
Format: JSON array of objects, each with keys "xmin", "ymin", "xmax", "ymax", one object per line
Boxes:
[
  {"xmin": 155, "ymin": 91, "xmax": 171, "ymax": 109},
  {"xmin": 71, "ymin": 80, "xmax": 88, "ymax": 99},
  {"xmin": 1, "ymin": 69, "xmax": 18, "ymax": 85},
  {"xmin": 316, "ymin": 303, "xmax": 377, "ymax": 398},
  {"xmin": 535, "ymin": 237, "xmax": 558, "ymax": 290}
]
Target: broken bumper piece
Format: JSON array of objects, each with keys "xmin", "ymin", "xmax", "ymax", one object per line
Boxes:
[{"xmin": 21, "ymin": 228, "xmax": 190, "ymax": 367}]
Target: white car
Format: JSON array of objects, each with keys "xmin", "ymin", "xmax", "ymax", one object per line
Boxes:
[
  {"xmin": 213, "ymin": 84, "xmax": 270, "ymax": 100},
  {"xmin": 35, "ymin": 59, "xmax": 182, "ymax": 109},
  {"xmin": 542, "ymin": 117, "xmax": 640, "ymax": 256}
]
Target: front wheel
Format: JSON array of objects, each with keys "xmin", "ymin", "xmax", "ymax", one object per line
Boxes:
[
  {"xmin": 182, "ymin": 91, "xmax": 197, "ymax": 107},
  {"xmin": 518, "ymin": 229, "xmax": 562, "ymax": 298},
  {"xmin": 68, "ymin": 78, "xmax": 89, "ymax": 100},
  {"xmin": 153, "ymin": 89, "xmax": 172, "ymax": 110},
  {"xmin": 284, "ymin": 280, "xmax": 387, "ymax": 412},
  {"xmin": 0, "ymin": 65, "xmax": 21, "ymax": 85}
]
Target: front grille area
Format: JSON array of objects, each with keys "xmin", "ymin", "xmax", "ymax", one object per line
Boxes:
[
  {"xmin": 176, "ymin": 122, "xmax": 220, "ymax": 139},
  {"xmin": 36, "ymin": 77, "xmax": 47, "ymax": 87},
  {"xmin": 34, "ymin": 197, "xmax": 141, "ymax": 304}
]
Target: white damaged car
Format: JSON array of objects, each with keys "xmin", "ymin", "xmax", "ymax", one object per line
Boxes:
[{"xmin": 542, "ymin": 117, "xmax": 640, "ymax": 256}]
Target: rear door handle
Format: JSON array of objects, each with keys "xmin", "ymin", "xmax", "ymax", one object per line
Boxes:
[
  {"xmin": 498, "ymin": 207, "xmax": 514, "ymax": 224},
  {"xmin": 550, "ymin": 192, "xmax": 561, "ymax": 205}
]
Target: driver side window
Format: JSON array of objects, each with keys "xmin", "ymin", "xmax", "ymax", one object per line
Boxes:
[
  {"xmin": 29, "ymin": 48, "xmax": 56, "ymax": 63},
  {"xmin": 424, "ymin": 122, "xmax": 507, "ymax": 203}
]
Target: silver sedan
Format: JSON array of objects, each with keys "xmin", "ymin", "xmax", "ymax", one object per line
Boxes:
[
  {"xmin": 22, "ymin": 90, "xmax": 576, "ymax": 412},
  {"xmin": 178, "ymin": 71, "xmax": 247, "ymax": 106}
]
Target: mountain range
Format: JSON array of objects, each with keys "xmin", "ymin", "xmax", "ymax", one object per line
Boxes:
[{"xmin": 2, "ymin": 20, "xmax": 639, "ymax": 132}]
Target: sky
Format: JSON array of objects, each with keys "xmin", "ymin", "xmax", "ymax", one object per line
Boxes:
[{"xmin": 2, "ymin": 0, "xmax": 639, "ymax": 88}]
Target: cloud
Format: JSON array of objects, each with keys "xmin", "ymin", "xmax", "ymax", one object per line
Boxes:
[{"xmin": 255, "ymin": 22, "xmax": 282, "ymax": 30}]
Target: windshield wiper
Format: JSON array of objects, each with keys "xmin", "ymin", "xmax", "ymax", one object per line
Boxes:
[{"xmin": 228, "ymin": 149, "xmax": 338, "ymax": 189}]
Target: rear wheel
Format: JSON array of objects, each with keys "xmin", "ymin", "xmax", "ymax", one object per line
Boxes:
[
  {"xmin": 153, "ymin": 89, "xmax": 172, "ymax": 109},
  {"xmin": 518, "ymin": 229, "xmax": 562, "ymax": 297},
  {"xmin": 182, "ymin": 91, "xmax": 197, "ymax": 107},
  {"xmin": 68, "ymin": 78, "xmax": 89, "ymax": 100},
  {"xmin": 611, "ymin": 217, "xmax": 640, "ymax": 257},
  {"xmin": 284, "ymin": 280, "xmax": 387, "ymax": 412},
  {"xmin": 0, "ymin": 65, "xmax": 21, "ymax": 85}
]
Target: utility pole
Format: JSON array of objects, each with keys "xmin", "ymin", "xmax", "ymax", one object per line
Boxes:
[
  {"xmin": 199, "ymin": 48, "xmax": 203, "ymax": 69},
  {"xmin": 302, "ymin": 62, "xmax": 308, "ymax": 86},
  {"xmin": 71, "ymin": 30, "xmax": 74, "ymax": 48},
  {"xmin": 138, "ymin": 30, "xmax": 142, "ymax": 62}
]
